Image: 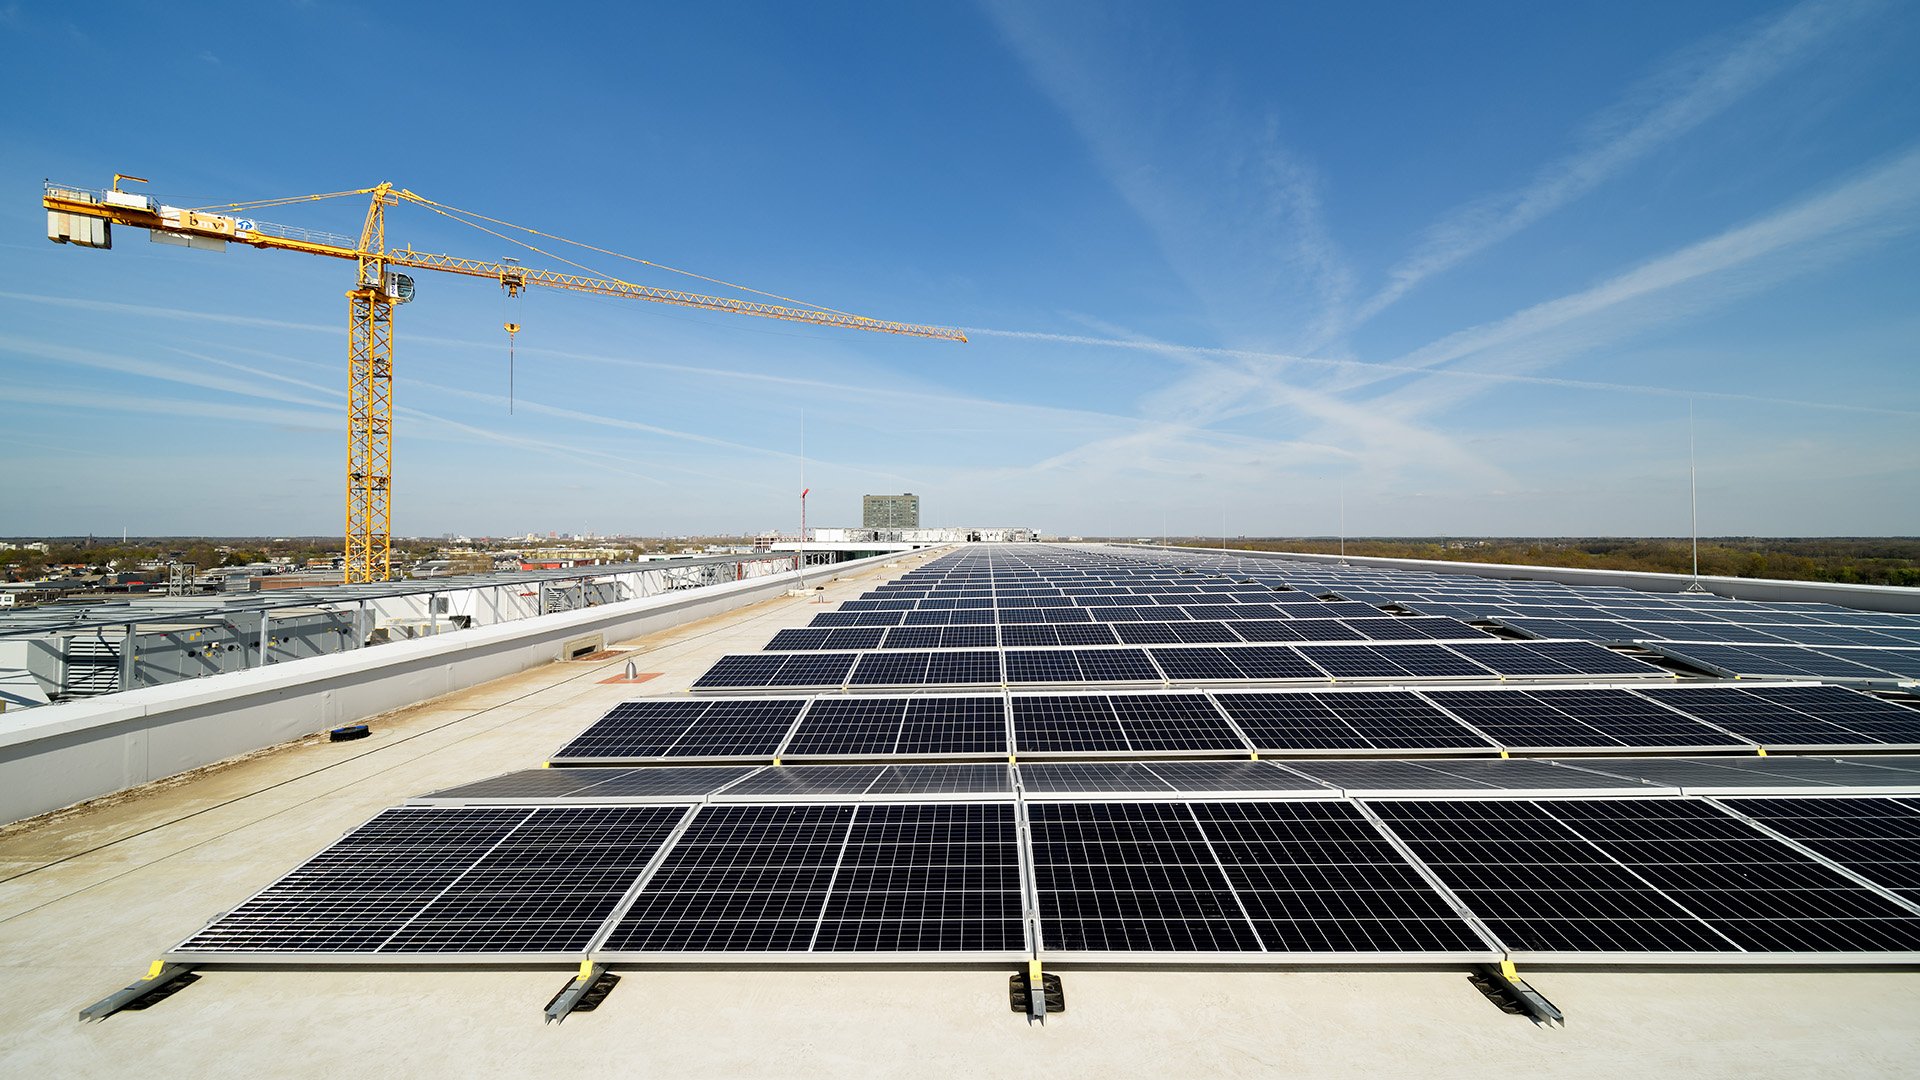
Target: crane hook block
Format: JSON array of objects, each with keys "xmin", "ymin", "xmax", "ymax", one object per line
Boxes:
[{"xmin": 504, "ymin": 322, "xmax": 520, "ymax": 334}]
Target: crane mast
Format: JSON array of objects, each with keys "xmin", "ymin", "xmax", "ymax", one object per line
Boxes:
[{"xmin": 43, "ymin": 177, "xmax": 966, "ymax": 582}]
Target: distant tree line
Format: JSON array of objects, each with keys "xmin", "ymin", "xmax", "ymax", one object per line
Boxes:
[{"xmin": 1162, "ymin": 537, "xmax": 1920, "ymax": 588}]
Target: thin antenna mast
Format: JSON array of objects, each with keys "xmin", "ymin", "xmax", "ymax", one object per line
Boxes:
[
  {"xmin": 1339, "ymin": 483, "xmax": 1347, "ymax": 564},
  {"xmin": 1685, "ymin": 399, "xmax": 1705, "ymax": 593}
]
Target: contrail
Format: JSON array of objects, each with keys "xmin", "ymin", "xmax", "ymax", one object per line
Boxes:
[{"xmin": 964, "ymin": 327, "xmax": 1919, "ymax": 417}]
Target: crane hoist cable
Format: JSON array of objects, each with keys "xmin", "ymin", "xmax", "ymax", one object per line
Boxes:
[{"xmin": 500, "ymin": 257, "xmax": 523, "ymax": 415}]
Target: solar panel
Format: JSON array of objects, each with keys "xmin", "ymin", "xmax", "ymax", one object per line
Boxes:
[
  {"xmin": 1148, "ymin": 646, "xmax": 1251, "ymax": 681},
  {"xmin": 1367, "ymin": 799, "xmax": 1743, "ymax": 953},
  {"xmin": 767, "ymin": 628, "xmax": 830, "ymax": 651},
  {"xmin": 783, "ymin": 698, "xmax": 907, "ymax": 756},
  {"xmin": 1288, "ymin": 758, "xmax": 1646, "ymax": 794},
  {"xmin": 1058, "ymin": 622, "xmax": 1123, "ymax": 646},
  {"xmin": 667, "ymin": 699, "xmax": 810, "ymax": 758},
  {"xmin": 896, "ymin": 695, "xmax": 1009, "ymax": 755},
  {"xmin": 1004, "ymin": 649, "xmax": 1082, "ymax": 683},
  {"xmin": 719, "ymin": 765, "xmax": 891, "ymax": 797},
  {"xmin": 1144, "ymin": 760, "xmax": 1330, "ymax": 793},
  {"xmin": 551, "ymin": 700, "xmax": 711, "ymax": 760},
  {"xmin": 1214, "ymin": 690, "xmax": 1492, "ymax": 752},
  {"xmin": 768, "ymin": 652, "xmax": 859, "ymax": 687},
  {"xmin": 1018, "ymin": 762, "xmax": 1178, "ymax": 793},
  {"xmin": 1027, "ymin": 801, "xmax": 1490, "ymax": 955},
  {"xmin": 175, "ymin": 805, "xmax": 688, "ymax": 956},
  {"xmin": 1208, "ymin": 690, "xmax": 1360, "ymax": 750},
  {"xmin": 1107, "ymin": 693, "xmax": 1246, "ymax": 751},
  {"xmin": 812, "ymin": 804, "xmax": 1026, "ymax": 952},
  {"xmin": 1187, "ymin": 801, "xmax": 1492, "ymax": 953},
  {"xmin": 1423, "ymin": 689, "xmax": 1634, "ymax": 749},
  {"xmin": 1227, "ymin": 620, "xmax": 1313, "ymax": 643},
  {"xmin": 1449, "ymin": 640, "xmax": 1664, "ymax": 677},
  {"xmin": 1076, "ymin": 648, "xmax": 1163, "ymax": 682},
  {"xmin": 1718, "ymin": 797, "xmax": 1920, "ymax": 901},
  {"xmin": 1570, "ymin": 758, "xmax": 1920, "ymax": 792},
  {"xmin": 925, "ymin": 650, "xmax": 1003, "ymax": 685},
  {"xmin": 417, "ymin": 767, "xmax": 759, "ymax": 802},
  {"xmin": 1641, "ymin": 684, "xmax": 1920, "ymax": 746},
  {"xmin": 691, "ymin": 654, "xmax": 788, "ymax": 689},
  {"xmin": 848, "ymin": 652, "xmax": 929, "ymax": 687},
  {"xmin": 601, "ymin": 803, "xmax": 1025, "ymax": 955},
  {"xmin": 999, "ymin": 624, "xmax": 1060, "ymax": 647},
  {"xmin": 1027, "ymin": 801, "xmax": 1262, "ymax": 952},
  {"xmin": 602, "ymin": 804, "xmax": 854, "ymax": 951},
  {"xmin": 1519, "ymin": 688, "xmax": 1747, "ymax": 747},
  {"xmin": 1541, "ymin": 798, "xmax": 1920, "ymax": 952},
  {"xmin": 880, "ymin": 627, "xmax": 943, "ymax": 650},
  {"xmin": 1227, "ymin": 645, "xmax": 1333, "ymax": 679},
  {"xmin": 864, "ymin": 763, "xmax": 1015, "ymax": 796},
  {"xmin": 1012, "ymin": 694, "xmax": 1130, "ymax": 753}
]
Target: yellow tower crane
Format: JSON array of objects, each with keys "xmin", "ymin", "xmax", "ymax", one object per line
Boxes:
[{"xmin": 43, "ymin": 176, "xmax": 967, "ymax": 582}]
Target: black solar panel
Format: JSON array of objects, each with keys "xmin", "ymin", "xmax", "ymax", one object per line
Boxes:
[
  {"xmin": 1720, "ymin": 797, "xmax": 1920, "ymax": 901},
  {"xmin": 668, "ymin": 699, "xmax": 809, "ymax": 758},
  {"xmin": 1107, "ymin": 693, "xmax": 1246, "ymax": 752},
  {"xmin": 880, "ymin": 627, "xmax": 943, "ymax": 650},
  {"xmin": 1642, "ymin": 685, "xmax": 1920, "ymax": 746},
  {"xmin": 813, "ymin": 803, "xmax": 1026, "ymax": 952},
  {"xmin": 1005, "ymin": 650, "xmax": 1082, "ymax": 683},
  {"xmin": 1424, "ymin": 689, "xmax": 1631, "ymax": 749},
  {"xmin": 1027, "ymin": 801, "xmax": 1262, "ymax": 952},
  {"xmin": 692, "ymin": 654, "xmax": 787, "ymax": 689},
  {"xmin": 784, "ymin": 698, "xmax": 907, "ymax": 756},
  {"xmin": 1523, "ymin": 688, "xmax": 1746, "ymax": 747},
  {"xmin": 1449, "ymin": 640, "xmax": 1662, "ymax": 677},
  {"xmin": 1144, "ymin": 760, "xmax": 1329, "ymax": 792},
  {"xmin": 1012, "ymin": 695, "xmax": 1131, "ymax": 753},
  {"xmin": 896, "ymin": 695, "xmax": 1009, "ymax": 755},
  {"xmin": 1188, "ymin": 801, "xmax": 1491, "ymax": 953},
  {"xmin": 1018, "ymin": 762, "xmax": 1176, "ymax": 793},
  {"xmin": 1368, "ymin": 799, "xmax": 1742, "ymax": 953},
  {"xmin": 848, "ymin": 652, "xmax": 929, "ymax": 687},
  {"xmin": 768, "ymin": 628, "xmax": 830, "ymax": 651},
  {"xmin": 552, "ymin": 700, "xmax": 709, "ymax": 760},
  {"xmin": 769, "ymin": 652, "xmax": 859, "ymax": 687},
  {"xmin": 422, "ymin": 767, "xmax": 758, "ymax": 801},
  {"xmin": 177, "ymin": 806, "xmax": 688, "ymax": 955},
  {"xmin": 1077, "ymin": 648, "xmax": 1164, "ymax": 682},
  {"xmin": 1214, "ymin": 690, "xmax": 1491, "ymax": 751},
  {"xmin": 602, "ymin": 803, "xmax": 1024, "ymax": 954},
  {"xmin": 925, "ymin": 650, "xmax": 1003, "ymax": 685},
  {"xmin": 999, "ymin": 624, "xmax": 1060, "ymax": 648},
  {"xmin": 864, "ymin": 763, "xmax": 1015, "ymax": 795},
  {"xmin": 1149, "ymin": 646, "xmax": 1251, "ymax": 681},
  {"xmin": 1543, "ymin": 799, "xmax": 1920, "ymax": 952},
  {"xmin": 604, "ymin": 804, "xmax": 853, "ymax": 952}
]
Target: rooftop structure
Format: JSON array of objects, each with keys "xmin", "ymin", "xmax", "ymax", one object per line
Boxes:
[{"xmin": 4, "ymin": 544, "xmax": 1919, "ymax": 1076}]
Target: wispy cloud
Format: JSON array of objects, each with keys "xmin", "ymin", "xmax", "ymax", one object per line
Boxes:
[
  {"xmin": 982, "ymin": 0, "xmax": 1355, "ymax": 347},
  {"xmin": 1339, "ymin": 0, "xmax": 1884, "ymax": 336},
  {"xmin": 965, "ymin": 326, "xmax": 1920, "ymax": 418},
  {"xmin": 1372, "ymin": 143, "xmax": 1920, "ymax": 416}
]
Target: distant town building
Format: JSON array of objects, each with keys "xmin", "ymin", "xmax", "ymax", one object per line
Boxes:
[{"xmin": 862, "ymin": 493, "xmax": 920, "ymax": 529}]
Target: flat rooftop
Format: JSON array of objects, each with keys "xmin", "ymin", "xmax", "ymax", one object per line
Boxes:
[{"xmin": 3, "ymin": 547, "xmax": 1918, "ymax": 1077}]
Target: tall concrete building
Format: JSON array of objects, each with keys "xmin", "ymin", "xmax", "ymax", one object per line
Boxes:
[{"xmin": 862, "ymin": 492, "xmax": 920, "ymax": 528}]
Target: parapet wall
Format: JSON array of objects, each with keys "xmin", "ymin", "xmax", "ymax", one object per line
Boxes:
[{"xmin": 0, "ymin": 552, "xmax": 903, "ymax": 825}]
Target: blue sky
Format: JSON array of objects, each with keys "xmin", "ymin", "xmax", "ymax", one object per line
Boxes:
[{"xmin": 2, "ymin": 0, "xmax": 1916, "ymax": 538}]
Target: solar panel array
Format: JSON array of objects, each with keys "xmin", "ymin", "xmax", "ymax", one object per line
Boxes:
[{"xmin": 168, "ymin": 545, "xmax": 1920, "ymax": 970}]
